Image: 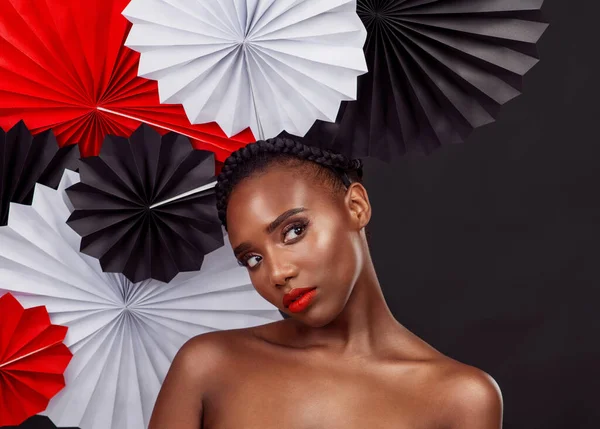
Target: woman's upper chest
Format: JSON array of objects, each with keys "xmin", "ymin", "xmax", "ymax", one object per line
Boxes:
[{"xmin": 203, "ymin": 344, "xmax": 443, "ymax": 429}]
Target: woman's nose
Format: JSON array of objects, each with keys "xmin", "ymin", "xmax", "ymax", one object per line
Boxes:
[{"xmin": 268, "ymin": 256, "xmax": 297, "ymax": 288}]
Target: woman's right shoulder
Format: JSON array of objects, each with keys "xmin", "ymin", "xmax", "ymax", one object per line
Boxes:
[
  {"xmin": 180, "ymin": 330, "xmax": 230, "ymax": 352},
  {"xmin": 148, "ymin": 331, "xmax": 237, "ymax": 429},
  {"xmin": 177, "ymin": 327, "xmax": 256, "ymax": 362},
  {"xmin": 170, "ymin": 331, "xmax": 239, "ymax": 382},
  {"xmin": 178, "ymin": 329, "xmax": 238, "ymax": 357}
]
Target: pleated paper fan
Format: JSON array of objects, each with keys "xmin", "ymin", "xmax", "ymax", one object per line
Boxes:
[
  {"xmin": 305, "ymin": 0, "xmax": 549, "ymax": 161},
  {"xmin": 123, "ymin": 0, "xmax": 368, "ymax": 140},
  {"xmin": 0, "ymin": 121, "xmax": 80, "ymax": 227},
  {"xmin": 0, "ymin": 170, "xmax": 283, "ymax": 429},
  {"xmin": 0, "ymin": 0, "xmax": 254, "ymax": 161},
  {"xmin": 65, "ymin": 124, "xmax": 223, "ymax": 283},
  {"xmin": 0, "ymin": 293, "xmax": 73, "ymax": 427},
  {"xmin": 1, "ymin": 415, "xmax": 79, "ymax": 429}
]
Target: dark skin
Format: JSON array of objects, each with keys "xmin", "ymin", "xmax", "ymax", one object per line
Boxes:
[{"xmin": 149, "ymin": 162, "xmax": 503, "ymax": 429}]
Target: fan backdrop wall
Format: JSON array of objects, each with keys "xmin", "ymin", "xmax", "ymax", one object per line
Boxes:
[
  {"xmin": 0, "ymin": 1, "xmax": 596, "ymax": 429},
  {"xmin": 0, "ymin": 171, "xmax": 283, "ymax": 429},
  {"xmin": 361, "ymin": 2, "xmax": 599, "ymax": 428}
]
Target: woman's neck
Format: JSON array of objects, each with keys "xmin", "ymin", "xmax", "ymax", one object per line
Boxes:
[{"xmin": 289, "ymin": 252, "xmax": 404, "ymax": 360}]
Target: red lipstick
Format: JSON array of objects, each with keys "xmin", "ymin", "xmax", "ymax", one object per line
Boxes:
[{"xmin": 283, "ymin": 287, "xmax": 317, "ymax": 312}]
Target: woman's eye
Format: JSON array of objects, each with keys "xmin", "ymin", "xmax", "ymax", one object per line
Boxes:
[
  {"xmin": 246, "ymin": 255, "xmax": 262, "ymax": 268},
  {"xmin": 237, "ymin": 221, "xmax": 308, "ymax": 269},
  {"xmin": 284, "ymin": 223, "xmax": 307, "ymax": 242},
  {"xmin": 238, "ymin": 254, "xmax": 261, "ymax": 268}
]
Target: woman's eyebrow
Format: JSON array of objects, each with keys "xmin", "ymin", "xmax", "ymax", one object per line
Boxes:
[
  {"xmin": 232, "ymin": 207, "xmax": 308, "ymax": 257},
  {"xmin": 266, "ymin": 207, "xmax": 307, "ymax": 234},
  {"xmin": 233, "ymin": 242, "xmax": 252, "ymax": 258}
]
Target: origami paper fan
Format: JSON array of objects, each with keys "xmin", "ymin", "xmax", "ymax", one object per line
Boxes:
[
  {"xmin": 1, "ymin": 415, "xmax": 79, "ymax": 429},
  {"xmin": 0, "ymin": 0, "xmax": 254, "ymax": 161},
  {"xmin": 0, "ymin": 170, "xmax": 283, "ymax": 429},
  {"xmin": 0, "ymin": 293, "xmax": 73, "ymax": 427},
  {"xmin": 123, "ymin": 0, "xmax": 368, "ymax": 140},
  {"xmin": 64, "ymin": 124, "xmax": 223, "ymax": 283},
  {"xmin": 0, "ymin": 121, "xmax": 80, "ymax": 227},
  {"xmin": 305, "ymin": 0, "xmax": 549, "ymax": 161}
]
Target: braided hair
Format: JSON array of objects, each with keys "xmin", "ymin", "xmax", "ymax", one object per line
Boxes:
[{"xmin": 215, "ymin": 133, "xmax": 364, "ymax": 231}]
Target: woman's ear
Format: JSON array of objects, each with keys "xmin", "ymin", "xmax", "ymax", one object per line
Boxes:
[{"xmin": 345, "ymin": 183, "xmax": 371, "ymax": 230}]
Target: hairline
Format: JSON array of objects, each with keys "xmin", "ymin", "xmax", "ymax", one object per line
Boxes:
[{"xmin": 225, "ymin": 157, "xmax": 348, "ymax": 227}]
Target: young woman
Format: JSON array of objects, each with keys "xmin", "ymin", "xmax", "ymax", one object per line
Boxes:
[{"xmin": 148, "ymin": 135, "xmax": 503, "ymax": 429}]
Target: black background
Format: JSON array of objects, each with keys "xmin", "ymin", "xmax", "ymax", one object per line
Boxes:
[{"xmin": 361, "ymin": 1, "xmax": 599, "ymax": 428}]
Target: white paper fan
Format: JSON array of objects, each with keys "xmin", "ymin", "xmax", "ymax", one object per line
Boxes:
[
  {"xmin": 0, "ymin": 170, "xmax": 282, "ymax": 429},
  {"xmin": 123, "ymin": 0, "xmax": 368, "ymax": 140}
]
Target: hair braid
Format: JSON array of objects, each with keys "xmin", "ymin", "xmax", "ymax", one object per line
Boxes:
[{"xmin": 216, "ymin": 134, "xmax": 363, "ymax": 230}]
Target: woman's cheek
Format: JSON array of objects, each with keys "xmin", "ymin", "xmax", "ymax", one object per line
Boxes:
[{"xmin": 310, "ymin": 226, "xmax": 345, "ymax": 278}]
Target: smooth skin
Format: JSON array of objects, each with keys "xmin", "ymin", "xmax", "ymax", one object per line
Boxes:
[{"xmin": 149, "ymin": 161, "xmax": 503, "ymax": 429}]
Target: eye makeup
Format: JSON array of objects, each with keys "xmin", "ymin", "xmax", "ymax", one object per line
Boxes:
[
  {"xmin": 237, "ymin": 217, "xmax": 310, "ymax": 268},
  {"xmin": 281, "ymin": 218, "xmax": 310, "ymax": 242}
]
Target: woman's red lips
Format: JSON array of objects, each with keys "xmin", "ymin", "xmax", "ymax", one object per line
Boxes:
[
  {"xmin": 283, "ymin": 287, "xmax": 317, "ymax": 308},
  {"xmin": 288, "ymin": 289, "xmax": 317, "ymax": 313}
]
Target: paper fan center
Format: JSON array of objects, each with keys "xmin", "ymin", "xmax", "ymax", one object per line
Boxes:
[
  {"xmin": 365, "ymin": 8, "xmax": 389, "ymax": 23},
  {"xmin": 238, "ymin": 35, "xmax": 253, "ymax": 49}
]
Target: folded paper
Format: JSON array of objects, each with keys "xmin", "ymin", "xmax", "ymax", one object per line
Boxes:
[
  {"xmin": 0, "ymin": 294, "xmax": 72, "ymax": 427},
  {"xmin": 64, "ymin": 124, "xmax": 223, "ymax": 283},
  {"xmin": 123, "ymin": 0, "xmax": 368, "ymax": 140},
  {"xmin": 0, "ymin": 170, "xmax": 283, "ymax": 429},
  {"xmin": 0, "ymin": 0, "xmax": 253, "ymax": 160},
  {"xmin": 305, "ymin": 0, "xmax": 549, "ymax": 161},
  {"xmin": 0, "ymin": 415, "xmax": 79, "ymax": 429},
  {"xmin": 0, "ymin": 122, "xmax": 79, "ymax": 226}
]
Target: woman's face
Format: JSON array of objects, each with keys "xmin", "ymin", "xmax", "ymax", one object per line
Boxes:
[{"xmin": 226, "ymin": 163, "xmax": 367, "ymax": 327}]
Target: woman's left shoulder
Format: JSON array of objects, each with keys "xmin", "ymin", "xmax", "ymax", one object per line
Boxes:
[{"xmin": 426, "ymin": 358, "xmax": 504, "ymax": 428}]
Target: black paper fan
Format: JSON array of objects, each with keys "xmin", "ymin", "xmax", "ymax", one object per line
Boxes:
[
  {"xmin": 305, "ymin": 0, "xmax": 549, "ymax": 161},
  {"xmin": 0, "ymin": 121, "xmax": 80, "ymax": 226},
  {"xmin": 65, "ymin": 124, "xmax": 224, "ymax": 284},
  {"xmin": 0, "ymin": 415, "xmax": 79, "ymax": 429}
]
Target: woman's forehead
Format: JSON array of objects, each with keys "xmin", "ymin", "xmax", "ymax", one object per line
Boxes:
[
  {"xmin": 229, "ymin": 169, "xmax": 314, "ymax": 210},
  {"xmin": 226, "ymin": 167, "xmax": 337, "ymax": 229}
]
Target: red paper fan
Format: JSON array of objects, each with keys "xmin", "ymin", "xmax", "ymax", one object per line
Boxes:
[
  {"xmin": 0, "ymin": 0, "xmax": 254, "ymax": 163},
  {"xmin": 0, "ymin": 293, "xmax": 73, "ymax": 427}
]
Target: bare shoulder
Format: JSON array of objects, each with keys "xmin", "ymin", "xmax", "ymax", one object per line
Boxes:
[
  {"xmin": 176, "ymin": 323, "xmax": 274, "ymax": 365},
  {"xmin": 426, "ymin": 358, "xmax": 503, "ymax": 429},
  {"xmin": 381, "ymin": 329, "xmax": 503, "ymax": 429},
  {"xmin": 176, "ymin": 330, "xmax": 229, "ymax": 361},
  {"xmin": 173, "ymin": 329, "xmax": 242, "ymax": 373},
  {"xmin": 148, "ymin": 331, "xmax": 239, "ymax": 429}
]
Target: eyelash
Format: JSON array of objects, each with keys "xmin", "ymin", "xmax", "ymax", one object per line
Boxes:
[{"xmin": 237, "ymin": 219, "xmax": 310, "ymax": 268}]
